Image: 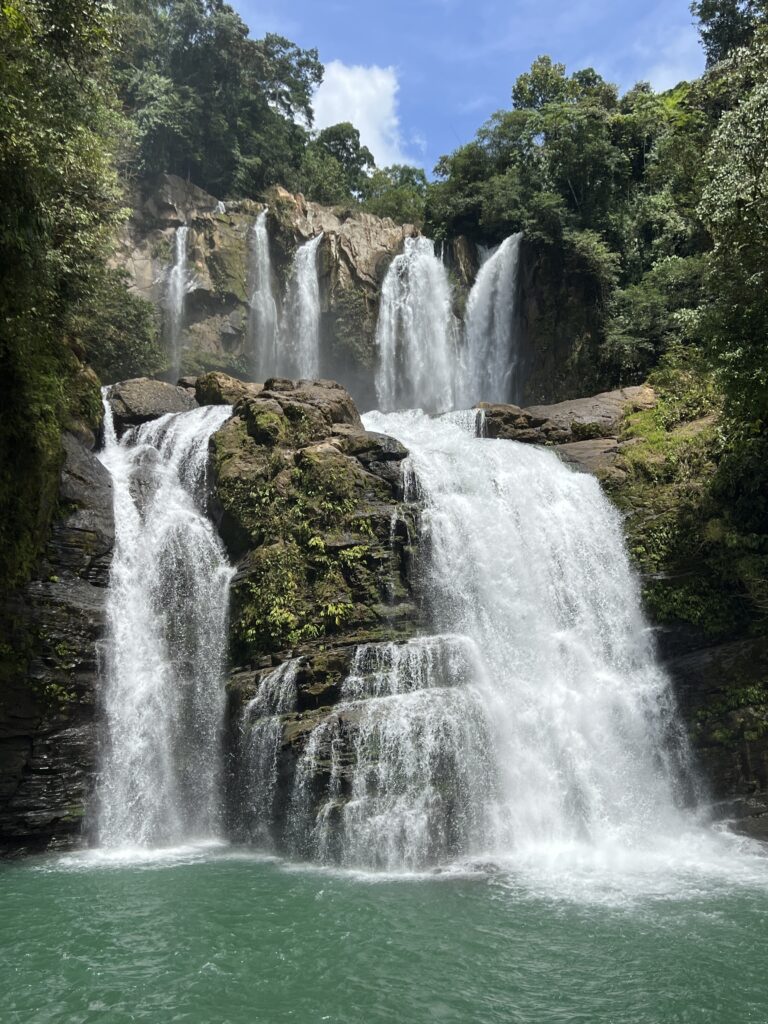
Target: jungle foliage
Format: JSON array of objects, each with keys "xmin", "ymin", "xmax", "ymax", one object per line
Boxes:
[{"xmin": 1, "ymin": 0, "xmax": 766, "ymax": 624}]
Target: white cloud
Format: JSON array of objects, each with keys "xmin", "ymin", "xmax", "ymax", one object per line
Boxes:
[
  {"xmin": 641, "ymin": 24, "xmax": 704, "ymax": 92},
  {"xmin": 312, "ymin": 60, "xmax": 417, "ymax": 167}
]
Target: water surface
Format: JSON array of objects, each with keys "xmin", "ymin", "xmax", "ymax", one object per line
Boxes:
[{"xmin": 3, "ymin": 844, "xmax": 767, "ymax": 1024}]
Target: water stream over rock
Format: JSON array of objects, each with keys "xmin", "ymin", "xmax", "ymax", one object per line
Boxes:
[
  {"xmin": 96, "ymin": 396, "xmax": 233, "ymax": 847},
  {"xmin": 374, "ymin": 237, "xmax": 459, "ymax": 414},
  {"xmin": 279, "ymin": 232, "xmax": 323, "ymax": 378},
  {"xmin": 459, "ymin": 232, "xmax": 523, "ymax": 406},
  {"xmin": 165, "ymin": 225, "xmax": 189, "ymax": 379},
  {"xmin": 243, "ymin": 409, "xmax": 702, "ymax": 872},
  {"xmin": 246, "ymin": 210, "xmax": 278, "ymax": 380}
]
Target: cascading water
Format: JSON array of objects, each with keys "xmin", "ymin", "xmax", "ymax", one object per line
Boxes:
[
  {"xmin": 239, "ymin": 661, "xmax": 299, "ymax": 849},
  {"xmin": 287, "ymin": 637, "xmax": 495, "ymax": 869},
  {"xmin": 97, "ymin": 395, "xmax": 233, "ymax": 847},
  {"xmin": 374, "ymin": 236, "xmax": 459, "ymax": 414},
  {"xmin": 246, "ymin": 210, "xmax": 278, "ymax": 380},
  {"xmin": 165, "ymin": 225, "xmax": 189, "ymax": 378},
  {"xmin": 255, "ymin": 410, "xmax": 701, "ymax": 872},
  {"xmin": 279, "ymin": 232, "xmax": 323, "ymax": 378},
  {"xmin": 459, "ymin": 232, "xmax": 523, "ymax": 406}
]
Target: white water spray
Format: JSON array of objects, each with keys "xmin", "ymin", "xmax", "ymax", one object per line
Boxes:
[
  {"xmin": 279, "ymin": 233, "xmax": 323, "ymax": 378},
  {"xmin": 459, "ymin": 233, "xmax": 523, "ymax": 406},
  {"xmin": 277, "ymin": 410, "xmax": 700, "ymax": 871},
  {"xmin": 374, "ymin": 237, "xmax": 459, "ymax": 414},
  {"xmin": 166, "ymin": 225, "xmax": 189, "ymax": 378},
  {"xmin": 97, "ymin": 396, "xmax": 233, "ymax": 847},
  {"xmin": 246, "ymin": 210, "xmax": 278, "ymax": 380}
]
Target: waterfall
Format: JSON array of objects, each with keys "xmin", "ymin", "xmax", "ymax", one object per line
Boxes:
[
  {"xmin": 240, "ymin": 661, "xmax": 299, "ymax": 849},
  {"xmin": 261, "ymin": 411, "xmax": 696, "ymax": 871},
  {"xmin": 374, "ymin": 237, "xmax": 459, "ymax": 414},
  {"xmin": 246, "ymin": 210, "xmax": 278, "ymax": 381},
  {"xmin": 165, "ymin": 225, "xmax": 189, "ymax": 379},
  {"xmin": 459, "ymin": 233, "xmax": 523, "ymax": 406},
  {"xmin": 97, "ymin": 395, "xmax": 233, "ymax": 847},
  {"xmin": 279, "ymin": 233, "xmax": 323, "ymax": 378}
]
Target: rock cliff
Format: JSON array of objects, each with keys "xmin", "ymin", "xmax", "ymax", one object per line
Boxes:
[
  {"xmin": 115, "ymin": 176, "xmax": 616, "ymax": 411},
  {"xmin": 0, "ymin": 433, "xmax": 113, "ymax": 851},
  {"xmin": 116, "ymin": 176, "xmax": 418, "ymax": 408},
  {"xmin": 197, "ymin": 373, "xmax": 422, "ymax": 845}
]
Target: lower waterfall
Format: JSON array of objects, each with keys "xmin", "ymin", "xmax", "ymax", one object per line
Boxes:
[
  {"xmin": 97, "ymin": 397, "xmax": 233, "ymax": 847},
  {"xmin": 242, "ymin": 410, "xmax": 702, "ymax": 872}
]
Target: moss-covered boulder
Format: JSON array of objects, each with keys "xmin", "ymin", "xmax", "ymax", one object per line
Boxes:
[
  {"xmin": 209, "ymin": 375, "xmax": 420, "ymax": 845},
  {"xmin": 210, "ymin": 375, "xmax": 417, "ymax": 665}
]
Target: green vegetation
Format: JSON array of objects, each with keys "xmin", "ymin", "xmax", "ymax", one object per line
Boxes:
[
  {"xmin": 113, "ymin": 2, "xmax": 425, "ymax": 219},
  {"xmin": 0, "ymin": 1, "xmax": 123, "ymax": 591},
  {"xmin": 1, "ymin": 0, "xmax": 767, "ymax": 641},
  {"xmin": 211, "ymin": 405, "xmax": 408, "ymax": 659},
  {"xmin": 424, "ymin": 8, "xmax": 768, "ymax": 639}
]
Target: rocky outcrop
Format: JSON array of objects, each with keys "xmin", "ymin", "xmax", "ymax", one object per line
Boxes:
[
  {"xmin": 0, "ymin": 434, "xmax": 114, "ymax": 852},
  {"xmin": 108, "ymin": 377, "xmax": 198, "ymax": 432},
  {"xmin": 208, "ymin": 375, "xmax": 417, "ymax": 658},
  {"xmin": 480, "ymin": 385, "xmax": 656, "ymax": 478},
  {"xmin": 201, "ymin": 374, "xmax": 420, "ymax": 844},
  {"xmin": 194, "ymin": 371, "xmax": 263, "ymax": 406},
  {"xmin": 515, "ymin": 237, "xmax": 609, "ymax": 405}
]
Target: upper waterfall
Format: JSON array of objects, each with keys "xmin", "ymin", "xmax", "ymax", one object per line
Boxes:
[
  {"xmin": 374, "ymin": 237, "xmax": 459, "ymax": 414},
  {"xmin": 459, "ymin": 232, "xmax": 523, "ymax": 406},
  {"xmin": 97, "ymin": 396, "xmax": 233, "ymax": 847},
  {"xmin": 279, "ymin": 232, "xmax": 323, "ymax": 378},
  {"xmin": 246, "ymin": 210, "xmax": 278, "ymax": 381},
  {"xmin": 165, "ymin": 225, "xmax": 189, "ymax": 379}
]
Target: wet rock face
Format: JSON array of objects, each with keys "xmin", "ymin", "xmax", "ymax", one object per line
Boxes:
[
  {"xmin": 209, "ymin": 374, "xmax": 418, "ymax": 660},
  {"xmin": 114, "ymin": 182, "xmax": 419, "ymax": 407},
  {"xmin": 206, "ymin": 374, "xmax": 422, "ymax": 843},
  {"xmin": 0, "ymin": 434, "xmax": 114, "ymax": 853},
  {"xmin": 108, "ymin": 377, "xmax": 197, "ymax": 434},
  {"xmin": 664, "ymin": 636, "xmax": 768, "ymax": 840}
]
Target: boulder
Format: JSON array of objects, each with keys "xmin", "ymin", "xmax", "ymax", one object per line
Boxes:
[
  {"xmin": 480, "ymin": 385, "xmax": 656, "ymax": 446},
  {"xmin": 526, "ymin": 385, "xmax": 656, "ymax": 437},
  {"xmin": 195, "ymin": 371, "xmax": 263, "ymax": 407},
  {"xmin": 143, "ymin": 173, "xmax": 219, "ymax": 225},
  {"xmin": 108, "ymin": 378, "xmax": 198, "ymax": 433},
  {"xmin": 556, "ymin": 438, "xmax": 627, "ymax": 479}
]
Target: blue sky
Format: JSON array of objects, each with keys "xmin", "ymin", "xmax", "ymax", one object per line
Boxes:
[{"xmin": 233, "ymin": 0, "xmax": 705, "ymax": 170}]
